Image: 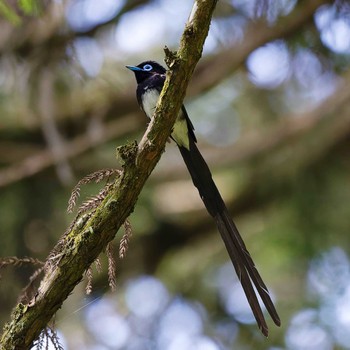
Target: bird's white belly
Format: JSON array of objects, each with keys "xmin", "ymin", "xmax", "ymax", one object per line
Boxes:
[
  {"xmin": 141, "ymin": 89, "xmax": 160, "ymax": 120},
  {"xmin": 141, "ymin": 89, "xmax": 190, "ymax": 149}
]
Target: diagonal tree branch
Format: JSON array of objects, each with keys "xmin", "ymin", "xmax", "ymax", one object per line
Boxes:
[{"xmin": 0, "ymin": 0, "xmax": 218, "ymax": 348}]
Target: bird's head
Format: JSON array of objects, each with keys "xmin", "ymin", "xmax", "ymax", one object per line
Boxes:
[{"xmin": 126, "ymin": 61, "xmax": 166, "ymax": 83}]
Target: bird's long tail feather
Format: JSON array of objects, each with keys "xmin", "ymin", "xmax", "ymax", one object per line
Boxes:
[{"xmin": 178, "ymin": 137, "xmax": 280, "ymax": 336}]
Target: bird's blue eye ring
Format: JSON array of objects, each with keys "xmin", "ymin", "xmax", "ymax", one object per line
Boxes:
[{"xmin": 143, "ymin": 64, "xmax": 153, "ymax": 71}]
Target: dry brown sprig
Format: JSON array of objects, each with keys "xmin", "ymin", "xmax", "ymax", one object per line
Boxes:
[
  {"xmin": 34, "ymin": 326, "xmax": 64, "ymax": 350},
  {"xmin": 0, "ymin": 256, "xmax": 44, "ymax": 276},
  {"xmin": 46, "ymin": 325, "xmax": 64, "ymax": 350},
  {"xmin": 106, "ymin": 242, "xmax": 117, "ymax": 292},
  {"xmin": 85, "ymin": 266, "xmax": 93, "ymax": 295},
  {"xmin": 18, "ymin": 266, "xmax": 45, "ymax": 304},
  {"xmin": 67, "ymin": 168, "xmax": 121, "ymax": 213},
  {"xmin": 76, "ymin": 182, "xmax": 114, "ymax": 218},
  {"xmin": 94, "ymin": 257, "xmax": 102, "ymax": 273},
  {"xmin": 46, "ymin": 243, "xmax": 68, "ymax": 272},
  {"xmin": 34, "ymin": 329, "xmax": 45, "ymax": 350},
  {"xmin": 119, "ymin": 219, "xmax": 133, "ymax": 259},
  {"xmin": 0, "ymin": 257, "xmax": 45, "ymax": 302},
  {"xmin": 47, "ymin": 174, "xmax": 117, "ymax": 272}
]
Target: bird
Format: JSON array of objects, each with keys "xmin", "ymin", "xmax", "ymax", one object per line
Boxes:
[{"xmin": 126, "ymin": 60, "xmax": 280, "ymax": 336}]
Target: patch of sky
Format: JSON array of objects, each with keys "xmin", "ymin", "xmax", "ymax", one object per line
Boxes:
[
  {"xmin": 66, "ymin": 0, "xmax": 125, "ymax": 32},
  {"xmin": 188, "ymin": 78, "xmax": 241, "ymax": 147},
  {"xmin": 315, "ymin": 4, "xmax": 350, "ymax": 54},
  {"xmin": 247, "ymin": 40, "xmax": 290, "ymax": 89}
]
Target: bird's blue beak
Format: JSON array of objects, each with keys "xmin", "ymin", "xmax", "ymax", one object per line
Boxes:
[{"xmin": 126, "ymin": 65, "xmax": 143, "ymax": 72}]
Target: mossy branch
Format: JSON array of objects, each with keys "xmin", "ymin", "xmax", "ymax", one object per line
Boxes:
[{"xmin": 0, "ymin": 0, "xmax": 218, "ymax": 348}]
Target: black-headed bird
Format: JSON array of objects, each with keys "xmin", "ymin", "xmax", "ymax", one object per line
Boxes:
[{"xmin": 126, "ymin": 61, "xmax": 280, "ymax": 336}]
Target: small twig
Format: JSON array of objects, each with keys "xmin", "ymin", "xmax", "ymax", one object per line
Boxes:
[
  {"xmin": 68, "ymin": 169, "xmax": 120, "ymax": 213},
  {"xmin": 94, "ymin": 257, "xmax": 102, "ymax": 273},
  {"xmin": 119, "ymin": 219, "xmax": 133, "ymax": 259},
  {"xmin": 0, "ymin": 256, "xmax": 44, "ymax": 278},
  {"xmin": 85, "ymin": 267, "xmax": 93, "ymax": 295},
  {"xmin": 106, "ymin": 242, "xmax": 117, "ymax": 292}
]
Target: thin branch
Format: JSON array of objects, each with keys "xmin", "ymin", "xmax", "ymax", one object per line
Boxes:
[
  {"xmin": 0, "ymin": 113, "xmax": 140, "ymax": 188},
  {"xmin": 38, "ymin": 68, "xmax": 73, "ymax": 185}
]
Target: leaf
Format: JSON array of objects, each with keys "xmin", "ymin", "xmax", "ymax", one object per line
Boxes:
[
  {"xmin": 18, "ymin": 0, "xmax": 40, "ymax": 15},
  {"xmin": 0, "ymin": 1, "xmax": 21, "ymax": 25}
]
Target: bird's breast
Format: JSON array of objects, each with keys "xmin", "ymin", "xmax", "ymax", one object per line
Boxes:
[
  {"xmin": 141, "ymin": 88, "xmax": 190, "ymax": 150},
  {"xmin": 141, "ymin": 88, "xmax": 160, "ymax": 119}
]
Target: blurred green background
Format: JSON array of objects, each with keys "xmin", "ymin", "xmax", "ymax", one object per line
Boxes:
[{"xmin": 1, "ymin": 0, "xmax": 350, "ymax": 349}]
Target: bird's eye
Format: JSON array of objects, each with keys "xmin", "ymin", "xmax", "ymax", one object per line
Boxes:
[{"xmin": 143, "ymin": 64, "xmax": 153, "ymax": 71}]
